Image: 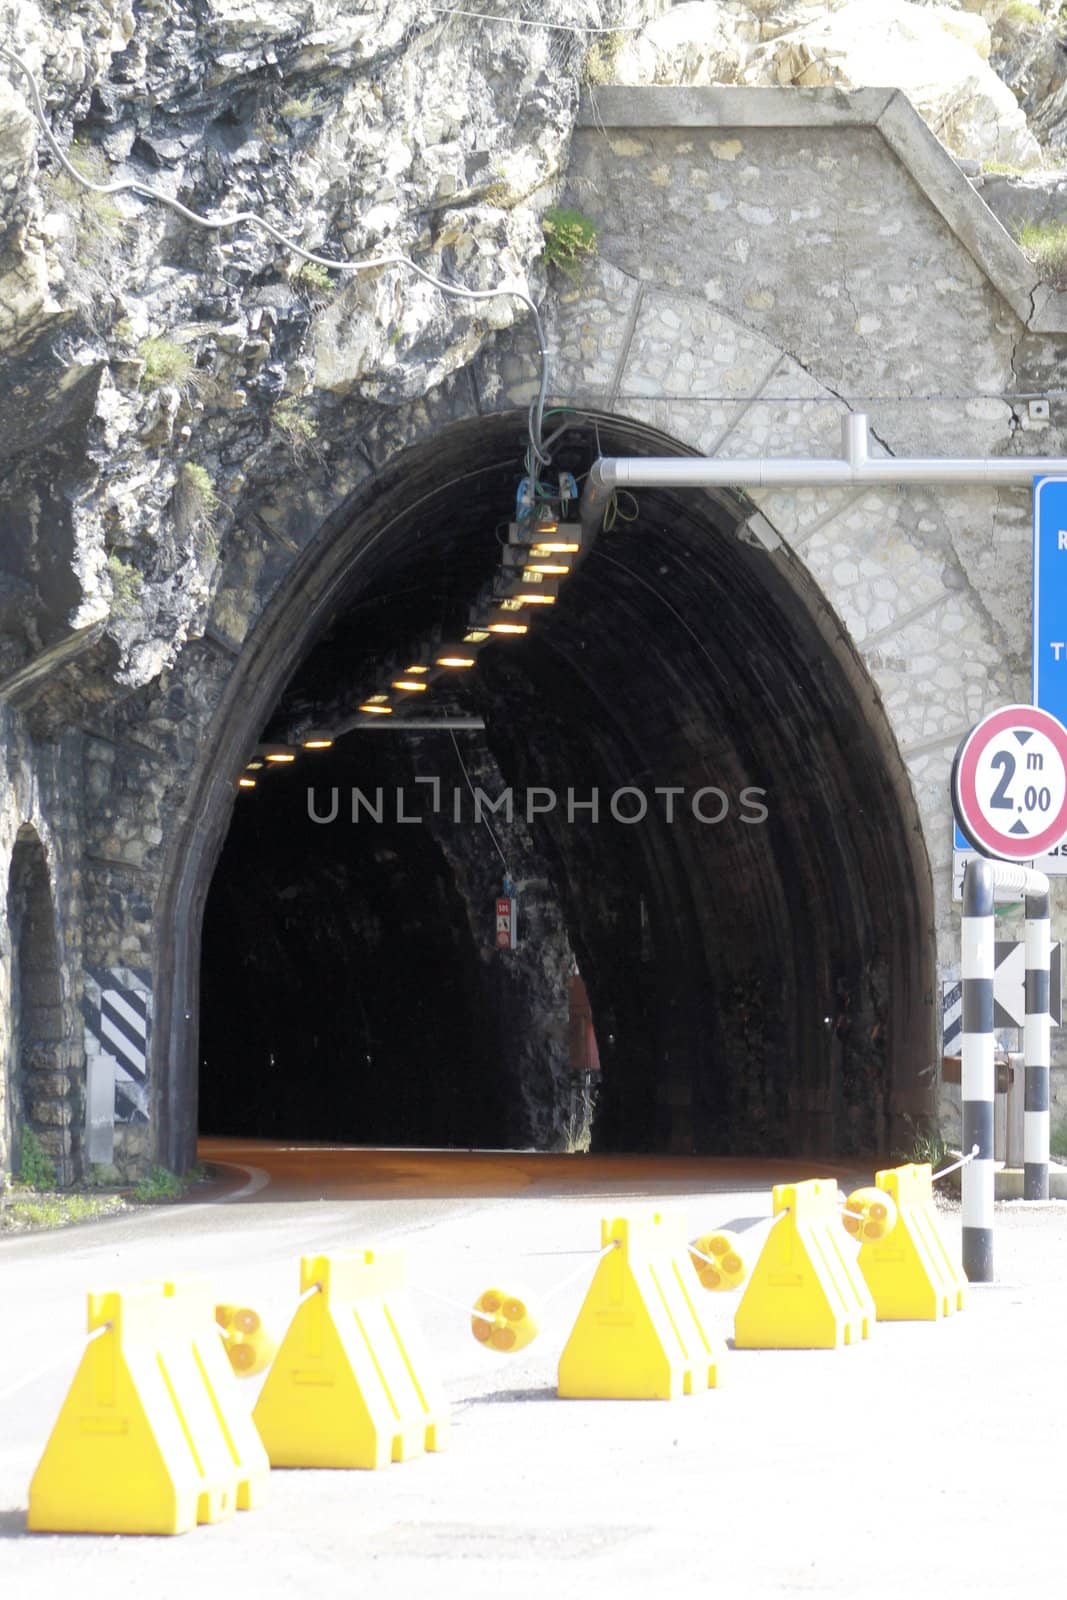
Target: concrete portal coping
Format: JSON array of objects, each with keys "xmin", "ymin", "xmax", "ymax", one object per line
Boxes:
[{"xmin": 577, "ymin": 86, "xmax": 1067, "ymax": 334}]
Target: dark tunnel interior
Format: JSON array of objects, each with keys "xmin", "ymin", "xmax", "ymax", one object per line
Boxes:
[{"xmin": 198, "ymin": 410, "xmax": 937, "ymax": 1157}]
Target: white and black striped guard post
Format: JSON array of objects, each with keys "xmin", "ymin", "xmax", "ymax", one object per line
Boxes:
[
  {"xmin": 961, "ymin": 859, "xmax": 1050, "ymax": 1281},
  {"xmin": 1024, "ymin": 887, "xmax": 1051, "ymax": 1201}
]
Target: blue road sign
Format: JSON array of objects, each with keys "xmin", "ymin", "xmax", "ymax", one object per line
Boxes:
[{"xmin": 1033, "ymin": 475, "xmax": 1067, "ymax": 727}]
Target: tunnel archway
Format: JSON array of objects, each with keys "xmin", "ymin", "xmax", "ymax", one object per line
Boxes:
[
  {"xmin": 3, "ymin": 825, "xmax": 66, "ymax": 1179},
  {"xmin": 160, "ymin": 409, "xmax": 936, "ymax": 1164}
]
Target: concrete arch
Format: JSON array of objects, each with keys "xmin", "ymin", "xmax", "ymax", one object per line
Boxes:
[{"xmin": 154, "ymin": 403, "xmax": 936, "ymax": 1168}]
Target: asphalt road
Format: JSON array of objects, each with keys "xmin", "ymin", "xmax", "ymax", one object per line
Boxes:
[{"xmin": 1, "ymin": 1143, "xmax": 1064, "ymax": 1598}]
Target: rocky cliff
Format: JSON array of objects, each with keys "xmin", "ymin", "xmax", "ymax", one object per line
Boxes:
[{"xmin": 2, "ymin": 0, "xmax": 1067, "ymax": 703}]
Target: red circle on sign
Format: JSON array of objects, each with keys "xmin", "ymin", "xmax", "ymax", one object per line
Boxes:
[{"xmin": 953, "ymin": 703, "xmax": 1067, "ymax": 860}]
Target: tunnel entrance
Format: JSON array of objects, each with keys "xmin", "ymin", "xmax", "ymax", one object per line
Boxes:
[{"xmin": 192, "ymin": 410, "xmax": 935, "ymax": 1159}]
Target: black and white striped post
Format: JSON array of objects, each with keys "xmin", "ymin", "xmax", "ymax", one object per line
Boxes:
[
  {"xmin": 961, "ymin": 858, "xmax": 1051, "ymax": 1281},
  {"xmin": 1024, "ymin": 887, "xmax": 1051, "ymax": 1201}
]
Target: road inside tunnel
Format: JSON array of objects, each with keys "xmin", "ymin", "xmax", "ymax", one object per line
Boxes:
[{"xmin": 194, "ymin": 410, "xmax": 936, "ymax": 1161}]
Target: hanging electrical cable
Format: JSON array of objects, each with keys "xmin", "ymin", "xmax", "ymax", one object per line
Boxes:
[{"xmin": 0, "ymin": 42, "xmax": 552, "ymax": 467}]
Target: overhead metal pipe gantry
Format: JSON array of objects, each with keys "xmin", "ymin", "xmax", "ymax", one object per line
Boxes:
[{"xmin": 580, "ymin": 413, "xmax": 1067, "ymax": 535}]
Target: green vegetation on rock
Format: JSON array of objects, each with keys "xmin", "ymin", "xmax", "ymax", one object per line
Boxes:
[
  {"xmin": 139, "ymin": 336, "xmax": 195, "ymax": 392},
  {"xmin": 542, "ymin": 206, "xmax": 598, "ymax": 282},
  {"xmin": 1016, "ymin": 220, "xmax": 1067, "ymax": 287},
  {"xmin": 17, "ymin": 1127, "xmax": 55, "ymax": 1190},
  {"xmin": 131, "ymin": 1165, "xmax": 188, "ymax": 1202}
]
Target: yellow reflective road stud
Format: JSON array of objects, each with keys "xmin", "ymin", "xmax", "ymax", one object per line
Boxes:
[
  {"xmin": 29, "ymin": 1280, "xmax": 262, "ymax": 1536},
  {"xmin": 690, "ymin": 1230, "xmax": 748, "ymax": 1291},
  {"xmin": 858, "ymin": 1163, "xmax": 967, "ymax": 1320},
  {"xmin": 733, "ymin": 1180, "xmax": 874, "ymax": 1349},
  {"xmin": 842, "ymin": 1187, "xmax": 899, "ymax": 1245},
  {"xmin": 471, "ymin": 1286, "xmax": 541, "ymax": 1352},
  {"xmin": 253, "ymin": 1251, "xmax": 448, "ymax": 1469},
  {"xmin": 216, "ymin": 1302, "xmax": 277, "ymax": 1378},
  {"xmin": 557, "ymin": 1212, "xmax": 724, "ymax": 1400}
]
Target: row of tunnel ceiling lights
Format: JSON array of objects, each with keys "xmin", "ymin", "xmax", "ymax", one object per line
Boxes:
[{"xmin": 237, "ymin": 508, "xmax": 586, "ymax": 788}]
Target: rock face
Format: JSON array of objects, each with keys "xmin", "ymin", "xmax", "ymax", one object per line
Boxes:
[
  {"xmin": 0, "ymin": 0, "xmax": 645, "ymax": 691},
  {"xmin": 743, "ymin": 1, "xmax": 1042, "ymax": 168},
  {"xmin": 607, "ymin": 1, "xmax": 1045, "ymax": 169},
  {"xmin": 2, "ymin": 0, "xmax": 1065, "ymax": 702}
]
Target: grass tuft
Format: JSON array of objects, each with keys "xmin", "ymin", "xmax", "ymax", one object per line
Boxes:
[
  {"xmin": 18, "ymin": 1127, "xmax": 55, "ymax": 1190},
  {"xmin": 542, "ymin": 206, "xmax": 598, "ymax": 282},
  {"xmin": 1016, "ymin": 220, "xmax": 1067, "ymax": 287},
  {"xmin": 139, "ymin": 336, "xmax": 195, "ymax": 392},
  {"xmin": 1002, "ymin": 1, "xmax": 1046, "ymax": 25},
  {"xmin": 0, "ymin": 1191, "xmax": 125, "ymax": 1232},
  {"xmin": 131, "ymin": 1165, "xmax": 187, "ymax": 1203}
]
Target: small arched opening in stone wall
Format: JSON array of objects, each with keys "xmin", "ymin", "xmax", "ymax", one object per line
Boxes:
[
  {"xmin": 160, "ymin": 410, "xmax": 937, "ymax": 1164},
  {"xmin": 3, "ymin": 825, "xmax": 70, "ymax": 1183}
]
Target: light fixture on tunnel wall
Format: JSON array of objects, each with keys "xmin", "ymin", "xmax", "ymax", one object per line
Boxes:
[
  {"xmin": 483, "ymin": 611, "xmax": 529, "ymax": 636},
  {"xmin": 246, "ymin": 760, "xmax": 264, "ymax": 770},
  {"xmin": 302, "ymin": 736, "xmax": 334, "ymax": 749},
  {"xmin": 307, "ymin": 474, "xmax": 592, "ymax": 744},
  {"xmin": 237, "ymin": 776, "xmax": 257, "ymax": 788},
  {"xmin": 498, "ymin": 585, "xmax": 559, "ymax": 606},
  {"xmin": 530, "ymin": 538, "xmax": 581, "ymax": 555},
  {"xmin": 263, "ymin": 746, "xmax": 297, "ymax": 763},
  {"xmin": 508, "ymin": 517, "xmax": 584, "ymax": 560}
]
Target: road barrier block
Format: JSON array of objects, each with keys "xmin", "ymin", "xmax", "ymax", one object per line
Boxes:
[
  {"xmin": 857, "ymin": 1163, "xmax": 967, "ymax": 1320},
  {"xmin": 253, "ymin": 1251, "xmax": 448, "ymax": 1469},
  {"xmin": 471, "ymin": 1286, "xmax": 541, "ymax": 1352},
  {"xmin": 216, "ymin": 1303, "xmax": 277, "ymax": 1377},
  {"xmin": 557, "ymin": 1212, "xmax": 724, "ymax": 1400},
  {"xmin": 734, "ymin": 1180, "xmax": 874, "ymax": 1349},
  {"xmin": 690, "ymin": 1229, "xmax": 748, "ymax": 1290},
  {"xmin": 28, "ymin": 1279, "xmax": 268, "ymax": 1535}
]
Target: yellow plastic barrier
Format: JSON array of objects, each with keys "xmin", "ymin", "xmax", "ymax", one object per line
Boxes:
[
  {"xmin": 216, "ymin": 1303, "xmax": 277, "ymax": 1377},
  {"xmin": 857, "ymin": 1163, "xmax": 967, "ymax": 1321},
  {"xmin": 689, "ymin": 1229, "xmax": 748, "ymax": 1291},
  {"xmin": 28, "ymin": 1279, "xmax": 269, "ymax": 1535},
  {"xmin": 842, "ymin": 1187, "xmax": 899, "ymax": 1245},
  {"xmin": 253, "ymin": 1251, "xmax": 448, "ymax": 1469},
  {"xmin": 733, "ymin": 1180, "xmax": 874, "ymax": 1349},
  {"xmin": 557, "ymin": 1212, "xmax": 725, "ymax": 1400},
  {"xmin": 471, "ymin": 1286, "xmax": 540, "ymax": 1352}
]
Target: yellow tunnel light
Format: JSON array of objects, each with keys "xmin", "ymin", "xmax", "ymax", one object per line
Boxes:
[
  {"xmin": 403, "ymin": 664, "xmax": 429, "ymax": 675},
  {"xmin": 246, "ymin": 760, "xmax": 264, "ymax": 770},
  {"xmin": 264, "ymin": 747, "xmax": 297, "ymax": 764},
  {"xmin": 464, "ymin": 629, "xmax": 490, "ymax": 643},
  {"xmin": 238, "ymin": 776, "xmax": 257, "ymax": 789},
  {"xmin": 531, "ymin": 541, "xmax": 580, "ymax": 556},
  {"xmin": 302, "ymin": 737, "xmax": 334, "ymax": 750},
  {"xmin": 484, "ymin": 609, "xmax": 529, "ymax": 636},
  {"xmin": 436, "ymin": 654, "xmax": 478, "ymax": 669},
  {"xmin": 511, "ymin": 591, "xmax": 557, "ymax": 605},
  {"xmin": 524, "ymin": 563, "xmax": 571, "ymax": 578},
  {"xmin": 358, "ymin": 702, "xmax": 393, "ymax": 715},
  {"xmin": 392, "ymin": 679, "xmax": 429, "ymax": 692}
]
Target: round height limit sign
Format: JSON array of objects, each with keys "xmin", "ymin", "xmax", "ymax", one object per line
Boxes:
[{"xmin": 952, "ymin": 704, "xmax": 1067, "ymax": 861}]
